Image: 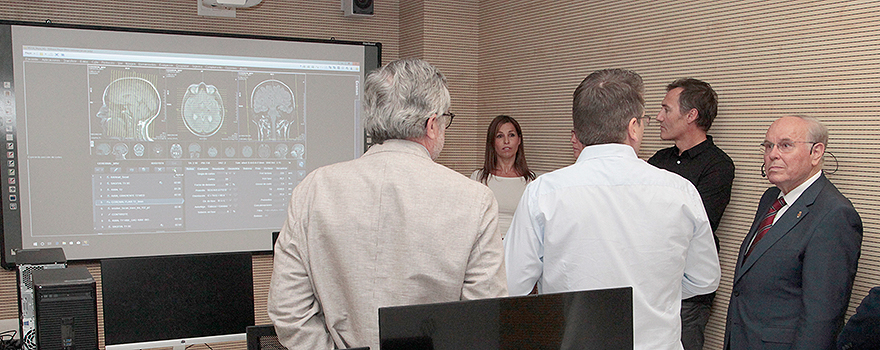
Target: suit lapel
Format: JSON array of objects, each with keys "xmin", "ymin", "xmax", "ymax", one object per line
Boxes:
[
  {"xmin": 733, "ymin": 174, "xmax": 828, "ymax": 283},
  {"xmin": 734, "ymin": 190, "xmax": 777, "ymax": 282}
]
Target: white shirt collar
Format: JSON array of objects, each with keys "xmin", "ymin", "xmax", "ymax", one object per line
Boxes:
[
  {"xmin": 779, "ymin": 170, "xmax": 822, "ymax": 204},
  {"xmin": 773, "ymin": 170, "xmax": 822, "ymax": 223},
  {"xmin": 576, "ymin": 143, "xmax": 638, "ymax": 163}
]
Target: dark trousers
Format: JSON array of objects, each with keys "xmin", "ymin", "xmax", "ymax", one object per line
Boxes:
[{"xmin": 681, "ymin": 297, "xmax": 713, "ymax": 350}]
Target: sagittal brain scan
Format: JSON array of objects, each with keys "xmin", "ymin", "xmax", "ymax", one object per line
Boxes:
[
  {"xmin": 274, "ymin": 144, "xmax": 288, "ymax": 159},
  {"xmin": 112, "ymin": 143, "xmax": 129, "ymax": 160},
  {"xmin": 251, "ymin": 79, "xmax": 299, "ymax": 141},
  {"xmin": 182, "ymin": 82, "xmax": 225, "ymax": 137},
  {"xmin": 96, "ymin": 77, "xmax": 161, "ymax": 141}
]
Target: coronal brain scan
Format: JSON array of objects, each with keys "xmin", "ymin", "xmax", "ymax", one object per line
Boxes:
[
  {"xmin": 251, "ymin": 79, "xmax": 299, "ymax": 141},
  {"xmin": 257, "ymin": 144, "xmax": 270, "ymax": 158},
  {"xmin": 96, "ymin": 77, "xmax": 161, "ymax": 141},
  {"xmin": 133, "ymin": 143, "xmax": 145, "ymax": 157},
  {"xmin": 182, "ymin": 82, "xmax": 225, "ymax": 137},
  {"xmin": 188, "ymin": 143, "xmax": 201, "ymax": 158}
]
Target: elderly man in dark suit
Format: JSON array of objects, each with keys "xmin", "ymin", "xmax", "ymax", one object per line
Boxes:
[{"xmin": 724, "ymin": 115, "xmax": 862, "ymax": 350}]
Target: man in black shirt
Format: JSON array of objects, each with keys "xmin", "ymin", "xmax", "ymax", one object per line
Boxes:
[{"xmin": 648, "ymin": 78, "xmax": 734, "ymax": 350}]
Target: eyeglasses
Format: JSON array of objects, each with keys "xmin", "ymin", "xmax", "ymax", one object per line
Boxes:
[
  {"xmin": 640, "ymin": 115, "xmax": 652, "ymax": 125},
  {"xmin": 426, "ymin": 112, "xmax": 455, "ymax": 129},
  {"xmin": 425, "ymin": 112, "xmax": 455, "ymax": 129},
  {"xmin": 760, "ymin": 140, "xmax": 817, "ymax": 154},
  {"xmin": 441, "ymin": 112, "xmax": 455, "ymax": 129}
]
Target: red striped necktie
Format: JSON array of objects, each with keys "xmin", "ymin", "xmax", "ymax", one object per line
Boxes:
[{"xmin": 745, "ymin": 196, "xmax": 786, "ymax": 259}]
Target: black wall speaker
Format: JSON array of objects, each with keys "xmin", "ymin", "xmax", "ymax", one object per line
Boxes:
[
  {"xmin": 15, "ymin": 248, "xmax": 67, "ymax": 350},
  {"xmin": 342, "ymin": 0, "xmax": 373, "ymax": 17},
  {"xmin": 32, "ymin": 267, "xmax": 97, "ymax": 350}
]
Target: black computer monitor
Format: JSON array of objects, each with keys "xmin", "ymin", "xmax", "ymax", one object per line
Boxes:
[
  {"xmin": 379, "ymin": 287, "xmax": 633, "ymax": 350},
  {"xmin": 101, "ymin": 252, "xmax": 255, "ymax": 350}
]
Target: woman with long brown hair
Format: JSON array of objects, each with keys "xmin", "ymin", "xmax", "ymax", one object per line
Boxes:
[{"xmin": 471, "ymin": 115, "xmax": 536, "ymax": 238}]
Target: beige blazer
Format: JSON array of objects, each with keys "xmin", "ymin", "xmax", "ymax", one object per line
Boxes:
[{"xmin": 268, "ymin": 139, "xmax": 507, "ymax": 350}]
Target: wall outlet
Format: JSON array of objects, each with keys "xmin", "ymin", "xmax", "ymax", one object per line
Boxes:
[{"xmin": 0, "ymin": 318, "xmax": 19, "ymax": 338}]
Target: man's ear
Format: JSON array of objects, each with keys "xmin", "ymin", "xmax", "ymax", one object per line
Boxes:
[
  {"xmin": 424, "ymin": 115, "xmax": 441, "ymax": 140},
  {"xmin": 811, "ymin": 142, "xmax": 826, "ymax": 166},
  {"xmin": 686, "ymin": 108, "xmax": 699, "ymax": 124},
  {"xmin": 624, "ymin": 117, "xmax": 643, "ymax": 153},
  {"xmin": 627, "ymin": 117, "xmax": 640, "ymax": 141}
]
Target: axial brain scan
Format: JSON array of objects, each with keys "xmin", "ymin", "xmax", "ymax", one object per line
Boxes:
[
  {"xmin": 251, "ymin": 79, "xmax": 298, "ymax": 141},
  {"xmin": 182, "ymin": 82, "xmax": 225, "ymax": 137},
  {"xmin": 96, "ymin": 77, "xmax": 161, "ymax": 141}
]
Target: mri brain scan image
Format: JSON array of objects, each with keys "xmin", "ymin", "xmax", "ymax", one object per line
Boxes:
[
  {"xmin": 96, "ymin": 143, "xmax": 111, "ymax": 156},
  {"xmin": 290, "ymin": 143, "xmax": 305, "ymax": 159},
  {"xmin": 96, "ymin": 77, "xmax": 161, "ymax": 141},
  {"xmin": 188, "ymin": 143, "xmax": 201, "ymax": 158},
  {"xmin": 133, "ymin": 143, "xmax": 145, "ymax": 157},
  {"xmin": 251, "ymin": 79, "xmax": 299, "ymax": 141},
  {"xmin": 112, "ymin": 143, "xmax": 129, "ymax": 160},
  {"xmin": 274, "ymin": 144, "xmax": 288, "ymax": 159},
  {"xmin": 182, "ymin": 82, "xmax": 225, "ymax": 137},
  {"xmin": 170, "ymin": 143, "xmax": 183, "ymax": 159},
  {"xmin": 257, "ymin": 144, "xmax": 270, "ymax": 158}
]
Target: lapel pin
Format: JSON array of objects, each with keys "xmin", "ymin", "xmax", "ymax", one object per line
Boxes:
[{"xmin": 797, "ymin": 211, "xmax": 802, "ymax": 218}]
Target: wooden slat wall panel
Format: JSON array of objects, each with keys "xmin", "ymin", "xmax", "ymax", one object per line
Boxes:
[
  {"xmin": 4, "ymin": 2, "xmax": 880, "ymax": 350},
  {"xmin": 476, "ymin": 1, "xmax": 880, "ymax": 349},
  {"xmin": 419, "ymin": 0, "xmax": 482, "ymax": 174},
  {"xmin": 0, "ymin": 1, "xmax": 401, "ymax": 349}
]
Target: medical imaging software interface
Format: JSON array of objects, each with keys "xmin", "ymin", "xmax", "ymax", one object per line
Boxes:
[
  {"xmin": 85, "ymin": 47, "xmax": 314, "ymax": 230},
  {"xmin": 7, "ymin": 37, "xmax": 364, "ymax": 258}
]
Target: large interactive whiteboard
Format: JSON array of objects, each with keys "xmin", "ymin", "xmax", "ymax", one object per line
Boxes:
[{"xmin": 0, "ymin": 21, "xmax": 381, "ymax": 267}]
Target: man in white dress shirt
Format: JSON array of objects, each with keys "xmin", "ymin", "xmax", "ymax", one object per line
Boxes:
[{"xmin": 504, "ymin": 68, "xmax": 721, "ymax": 350}]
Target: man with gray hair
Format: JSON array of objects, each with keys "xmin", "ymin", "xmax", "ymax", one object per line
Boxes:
[
  {"xmin": 505, "ymin": 69, "xmax": 721, "ymax": 350},
  {"xmin": 725, "ymin": 115, "xmax": 861, "ymax": 350},
  {"xmin": 268, "ymin": 58, "xmax": 507, "ymax": 350}
]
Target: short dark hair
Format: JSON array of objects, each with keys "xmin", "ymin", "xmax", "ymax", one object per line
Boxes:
[
  {"xmin": 667, "ymin": 78, "xmax": 717, "ymax": 131},
  {"xmin": 572, "ymin": 69, "xmax": 644, "ymax": 146}
]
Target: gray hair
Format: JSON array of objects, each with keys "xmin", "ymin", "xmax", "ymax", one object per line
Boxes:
[
  {"xmin": 572, "ymin": 69, "xmax": 645, "ymax": 146},
  {"xmin": 795, "ymin": 115, "xmax": 829, "ymax": 146},
  {"xmin": 363, "ymin": 58, "xmax": 451, "ymax": 143}
]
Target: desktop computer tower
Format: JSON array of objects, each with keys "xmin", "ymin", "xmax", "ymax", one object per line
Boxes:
[
  {"xmin": 32, "ymin": 266, "xmax": 98, "ymax": 350},
  {"xmin": 15, "ymin": 248, "xmax": 67, "ymax": 350}
]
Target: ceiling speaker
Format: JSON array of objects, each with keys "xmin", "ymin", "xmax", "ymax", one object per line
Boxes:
[{"xmin": 342, "ymin": 0, "xmax": 373, "ymax": 17}]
